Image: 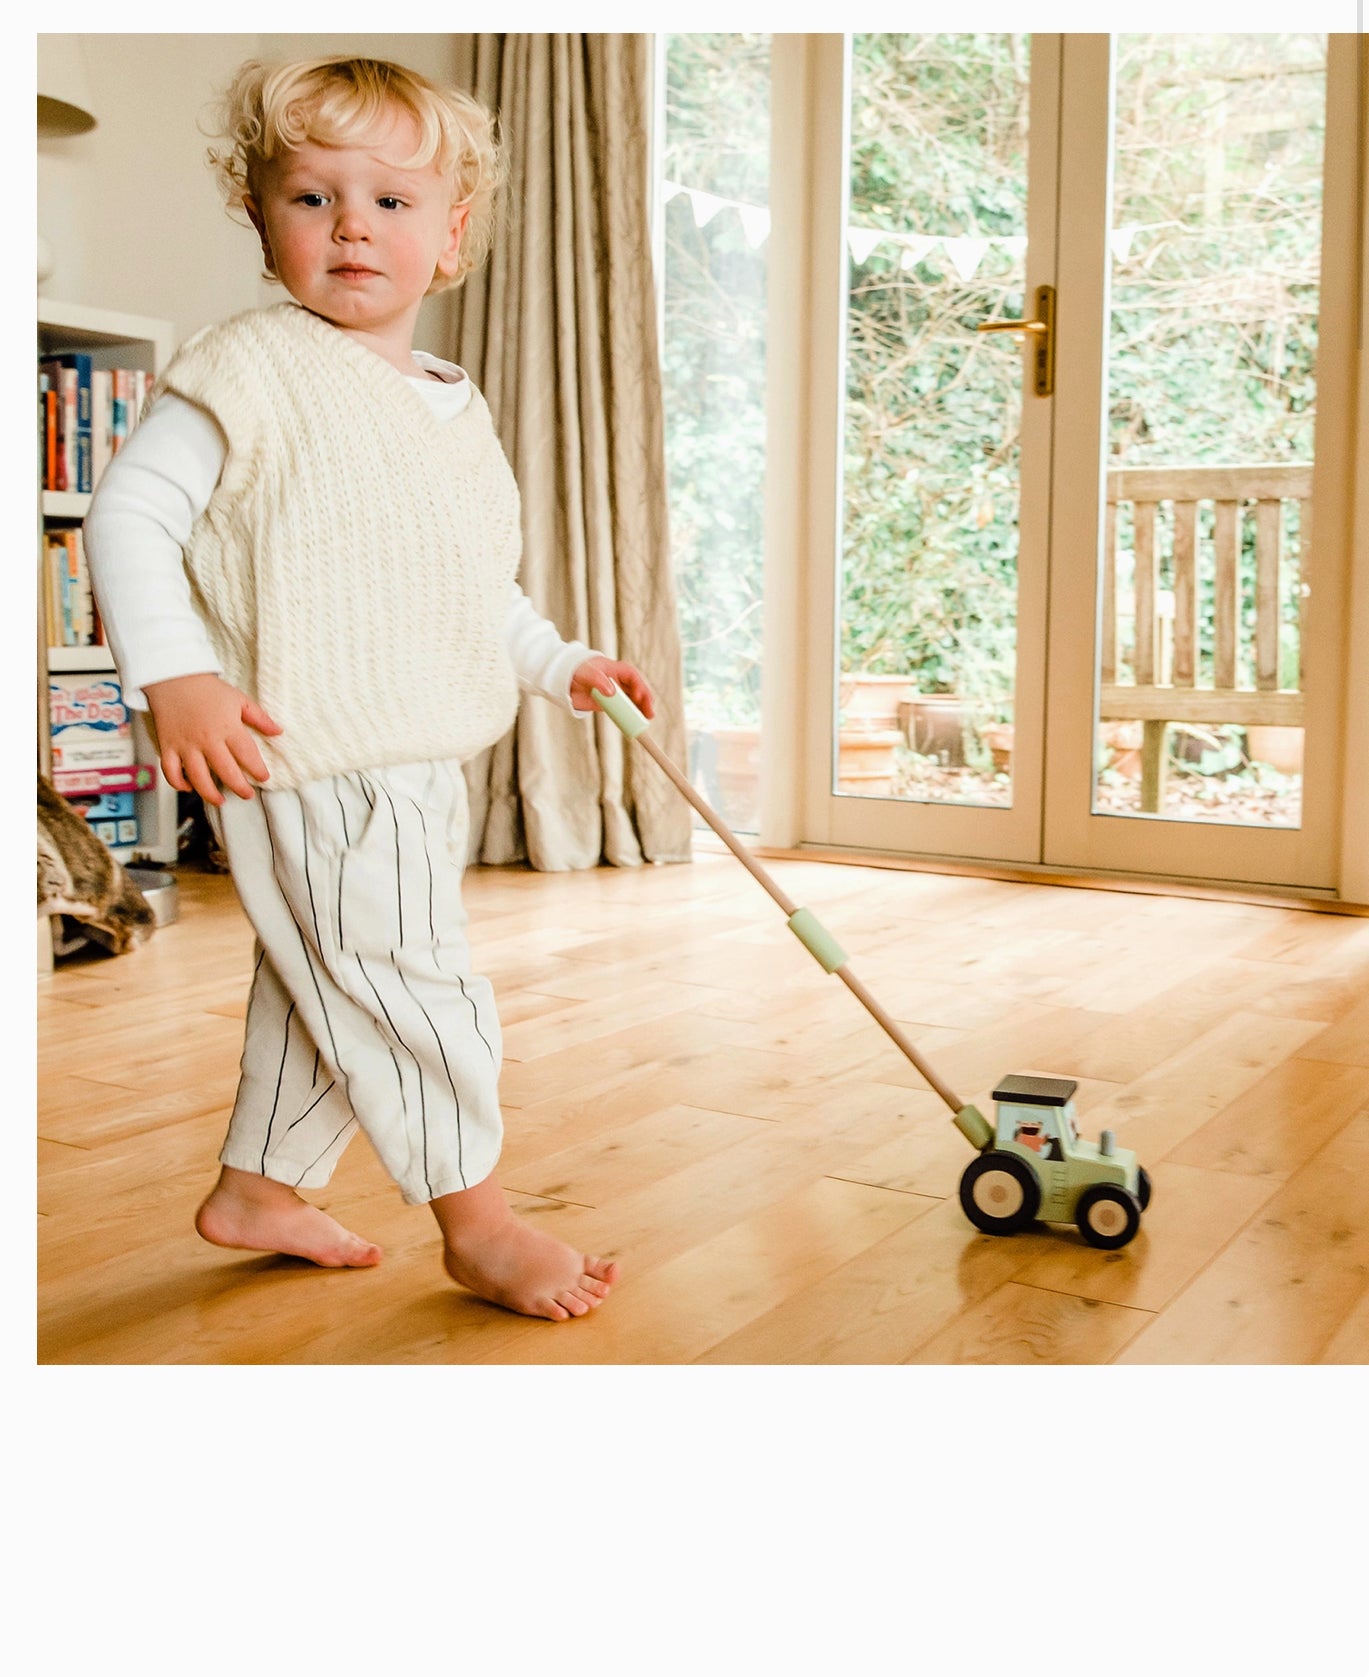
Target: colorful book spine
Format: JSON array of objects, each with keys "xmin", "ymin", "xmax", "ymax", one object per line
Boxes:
[
  {"xmin": 46, "ymin": 533, "xmax": 72, "ymax": 644},
  {"xmin": 58, "ymin": 354, "xmax": 93, "ymax": 493},
  {"xmin": 91, "ymin": 368, "xmax": 113, "ymax": 489},
  {"xmin": 40, "ymin": 359, "xmax": 67, "ymax": 490},
  {"xmin": 110, "ymin": 368, "xmax": 130, "ymax": 455},
  {"xmin": 60, "ymin": 366, "xmax": 78, "ymax": 491},
  {"xmin": 44, "ymin": 534, "xmax": 64, "ymax": 646},
  {"xmin": 44, "ymin": 530, "xmax": 96, "ymax": 646}
]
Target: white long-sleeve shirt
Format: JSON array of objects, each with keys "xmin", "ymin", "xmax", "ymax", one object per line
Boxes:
[{"xmin": 84, "ymin": 348, "xmax": 593, "ymax": 714}]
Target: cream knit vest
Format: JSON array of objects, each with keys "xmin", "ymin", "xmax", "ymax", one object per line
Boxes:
[{"xmin": 154, "ymin": 301, "xmax": 522, "ymax": 792}]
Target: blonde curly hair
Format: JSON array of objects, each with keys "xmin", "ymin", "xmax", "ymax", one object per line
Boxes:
[{"xmin": 205, "ymin": 56, "xmax": 503, "ymax": 292}]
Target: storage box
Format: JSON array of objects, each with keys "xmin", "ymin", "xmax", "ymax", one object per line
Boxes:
[{"xmin": 49, "ymin": 673, "xmax": 134, "ymax": 772}]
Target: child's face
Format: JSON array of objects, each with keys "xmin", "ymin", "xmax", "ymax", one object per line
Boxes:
[{"xmin": 244, "ymin": 106, "xmax": 468, "ymax": 347}]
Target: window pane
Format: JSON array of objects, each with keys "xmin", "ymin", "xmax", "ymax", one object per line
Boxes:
[
  {"xmin": 1095, "ymin": 33, "xmax": 1325, "ymax": 829},
  {"xmin": 661, "ymin": 33, "xmax": 771, "ymax": 832}
]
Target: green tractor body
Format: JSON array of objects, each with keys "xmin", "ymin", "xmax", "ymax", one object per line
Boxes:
[{"xmin": 956, "ymin": 1075, "xmax": 1150, "ymax": 1249}]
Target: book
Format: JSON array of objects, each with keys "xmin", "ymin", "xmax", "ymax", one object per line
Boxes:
[
  {"xmin": 45, "ymin": 533, "xmax": 71, "ymax": 645},
  {"xmin": 70, "ymin": 528, "xmax": 93, "ymax": 643},
  {"xmin": 44, "ymin": 530, "xmax": 94, "ymax": 647},
  {"xmin": 52, "ymin": 363, "xmax": 78, "ymax": 493},
  {"xmin": 91, "ymin": 367, "xmax": 113, "ymax": 488},
  {"xmin": 49, "ymin": 673, "xmax": 135, "ymax": 772},
  {"xmin": 57, "ymin": 353, "xmax": 94, "ymax": 493},
  {"xmin": 52, "ymin": 763, "xmax": 157, "ymax": 796},
  {"xmin": 40, "ymin": 358, "xmax": 67, "ymax": 489},
  {"xmin": 39, "ymin": 370, "xmax": 57, "ymax": 489},
  {"xmin": 110, "ymin": 368, "xmax": 130, "ymax": 454},
  {"xmin": 44, "ymin": 534, "xmax": 60, "ymax": 646}
]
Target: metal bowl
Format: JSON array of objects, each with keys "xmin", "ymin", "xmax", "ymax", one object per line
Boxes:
[{"xmin": 126, "ymin": 866, "xmax": 180, "ymax": 927}]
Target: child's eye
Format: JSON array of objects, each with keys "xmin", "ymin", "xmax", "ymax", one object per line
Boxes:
[
  {"xmin": 377, "ymin": 196, "xmax": 406, "ymax": 210},
  {"xmin": 295, "ymin": 193, "xmax": 328, "ymax": 207}
]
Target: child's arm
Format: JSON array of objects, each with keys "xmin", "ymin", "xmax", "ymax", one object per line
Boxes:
[
  {"xmin": 84, "ymin": 393, "xmax": 282, "ymax": 803},
  {"xmin": 502, "ymin": 585, "xmax": 655, "ymax": 718}
]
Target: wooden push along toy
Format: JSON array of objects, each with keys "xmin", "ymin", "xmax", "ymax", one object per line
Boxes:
[{"xmin": 592, "ymin": 685, "xmax": 1153, "ymax": 1250}]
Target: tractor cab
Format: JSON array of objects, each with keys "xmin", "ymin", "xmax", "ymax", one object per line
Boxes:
[{"xmin": 994, "ymin": 1074, "xmax": 1079, "ymax": 1165}]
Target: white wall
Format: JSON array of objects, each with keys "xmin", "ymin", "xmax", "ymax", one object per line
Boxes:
[{"xmin": 37, "ymin": 33, "xmax": 467, "ymax": 353}]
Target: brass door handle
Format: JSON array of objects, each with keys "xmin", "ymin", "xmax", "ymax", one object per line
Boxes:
[{"xmin": 977, "ymin": 283, "xmax": 1055, "ymax": 397}]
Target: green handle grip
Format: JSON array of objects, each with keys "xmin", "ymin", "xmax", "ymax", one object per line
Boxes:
[
  {"xmin": 590, "ymin": 684, "xmax": 651, "ymax": 738},
  {"xmin": 787, "ymin": 907, "xmax": 847, "ymax": 973}
]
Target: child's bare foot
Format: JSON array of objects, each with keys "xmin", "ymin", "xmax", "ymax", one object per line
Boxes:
[
  {"xmin": 431, "ymin": 1176, "xmax": 618, "ymax": 1321},
  {"xmin": 195, "ymin": 1166, "xmax": 382, "ymax": 1267}
]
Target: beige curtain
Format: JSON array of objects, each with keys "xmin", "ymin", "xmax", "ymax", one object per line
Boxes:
[{"xmin": 451, "ymin": 33, "xmax": 692, "ymax": 871}]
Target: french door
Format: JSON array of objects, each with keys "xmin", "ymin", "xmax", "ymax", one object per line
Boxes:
[{"xmin": 779, "ymin": 33, "xmax": 1358, "ymax": 891}]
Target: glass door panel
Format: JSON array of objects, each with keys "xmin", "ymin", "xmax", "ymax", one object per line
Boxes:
[
  {"xmin": 806, "ymin": 32, "xmax": 1059, "ymax": 865},
  {"xmin": 1095, "ymin": 33, "xmax": 1326, "ymax": 832},
  {"xmin": 797, "ymin": 33, "xmax": 1350, "ymax": 889},
  {"xmin": 1044, "ymin": 31, "xmax": 1352, "ymax": 890},
  {"xmin": 837, "ymin": 32, "xmax": 1031, "ymax": 811}
]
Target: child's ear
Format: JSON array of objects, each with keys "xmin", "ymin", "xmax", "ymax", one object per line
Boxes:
[
  {"xmin": 243, "ymin": 193, "xmax": 275, "ymax": 272},
  {"xmin": 436, "ymin": 202, "xmax": 472, "ymax": 278}
]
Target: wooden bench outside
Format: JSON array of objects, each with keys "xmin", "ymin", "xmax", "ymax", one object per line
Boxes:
[{"xmin": 1100, "ymin": 462, "xmax": 1311, "ymax": 810}]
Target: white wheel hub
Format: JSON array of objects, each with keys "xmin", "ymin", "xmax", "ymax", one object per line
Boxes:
[
  {"xmin": 1087, "ymin": 1197, "xmax": 1128, "ymax": 1237},
  {"xmin": 973, "ymin": 1169, "xmax": 1024, "ymax": 1219}
]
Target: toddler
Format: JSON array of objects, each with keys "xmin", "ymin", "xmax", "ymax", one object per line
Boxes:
[{"xmin": 84, "ymin": 55, "xmax": 655, "ymax": 1322}]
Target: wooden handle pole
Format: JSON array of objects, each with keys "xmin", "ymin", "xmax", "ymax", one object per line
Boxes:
[
  {"xmin": 834, "ymin": 967, "xmax": 965, "ymax": 1115},
  {"xmin": 637, "ymin": 732, "xmax": 800, "ymax": 918}
]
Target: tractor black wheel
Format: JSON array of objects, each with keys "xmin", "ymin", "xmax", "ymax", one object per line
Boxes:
[
  {"xmin": 959, "ymin": 1151, "xmax": 1041, "ymax": 1237},
  {"xmin": 1077, "ymin": 1184, "xmax": 1142, "ymax": 1250},
  {"xmin": 1137, "ymin": 1167, "xmax": 1153, "ymax": 1212}
]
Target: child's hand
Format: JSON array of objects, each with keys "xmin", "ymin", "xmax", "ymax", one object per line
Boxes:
[
  {"xmin": 142, "ymin": 672, "xmax": 283, "ymax": 806},
  {"xmin": 570, "ymin": 657, "xmax": 656, "ymax": 719}
]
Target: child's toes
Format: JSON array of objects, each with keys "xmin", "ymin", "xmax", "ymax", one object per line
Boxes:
[
  {"xmin": 585, "ymin": 1255, "xmax": 619, "ymax": 1285},
  {"xmin": 579, "ymin": 1273, "xmax": 612, "ymax": 1300},
  {"xmin": 555, "ymin": 1291, "xmax": 592, "ymax": 1318}
]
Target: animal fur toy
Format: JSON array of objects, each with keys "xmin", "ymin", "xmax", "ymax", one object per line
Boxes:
[{"xmin": 37, "ymin": 773, "xmax": 156, "ymax": 955}]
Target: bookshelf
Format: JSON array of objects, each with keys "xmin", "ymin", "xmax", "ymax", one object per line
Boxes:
[{"xmin": 38, "ymin": 299, "xmax": 178, "ymax": 872}]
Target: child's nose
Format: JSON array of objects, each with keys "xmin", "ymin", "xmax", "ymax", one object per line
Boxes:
[{"xmin": 334, "ymin": 205, "xmax": 372, "ymax": 240}]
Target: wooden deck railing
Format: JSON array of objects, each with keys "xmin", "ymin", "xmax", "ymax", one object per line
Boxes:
[{"xmin": 1100, "ymin": 462, "xmax": 1311, "ymax": 809}]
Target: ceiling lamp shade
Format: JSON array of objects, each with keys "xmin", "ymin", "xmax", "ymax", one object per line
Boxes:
[{"xmin": 38, "ymin": 36, "xmax": 97, "ymax": 137}]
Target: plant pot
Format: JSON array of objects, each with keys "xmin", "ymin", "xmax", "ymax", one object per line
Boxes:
[
  {"xmin": 1245, "ymin": 725, "xmax": 1303, "ymax": 776},
  {"xmin": 979, "ymin": 723, "xmax": 1014, "ymax": 772},
  {"xmin": 1100, "ymin": 720, "xmax": 1143, "ymax": 781},
  {"xmin": 838, "ymin": 674, "xmax": 916, "ymax": 734},
  {"xmin": 702, "ymin": 725, "xmax": 762, "ymax": 829},
  {"xmin": 837, "ymin": 728, "xmax": 903, "ymax": 796},
  {"xmin": 897, "ymin": 694, "xmax": 966, "ymax": 766}
]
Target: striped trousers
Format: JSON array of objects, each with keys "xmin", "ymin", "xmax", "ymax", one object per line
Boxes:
[{"xmin": 213, "ymin": 758, "xmax": 503, "ymax": 1205}]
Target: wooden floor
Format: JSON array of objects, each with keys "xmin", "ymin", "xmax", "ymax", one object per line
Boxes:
[{"xmin": 37, "ymin": 845, "xmax": 1369, "ymax": 1364}]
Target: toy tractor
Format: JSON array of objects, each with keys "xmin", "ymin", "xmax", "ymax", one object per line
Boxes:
[{"xmin": 955, "ymin": 1075, "xmax": 1151, "ymax": 1249}]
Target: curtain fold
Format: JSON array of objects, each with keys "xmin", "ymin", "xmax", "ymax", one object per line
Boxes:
[{"xmin": 452, "ymin": 33, "xmax": 692, "ymax": 871}]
